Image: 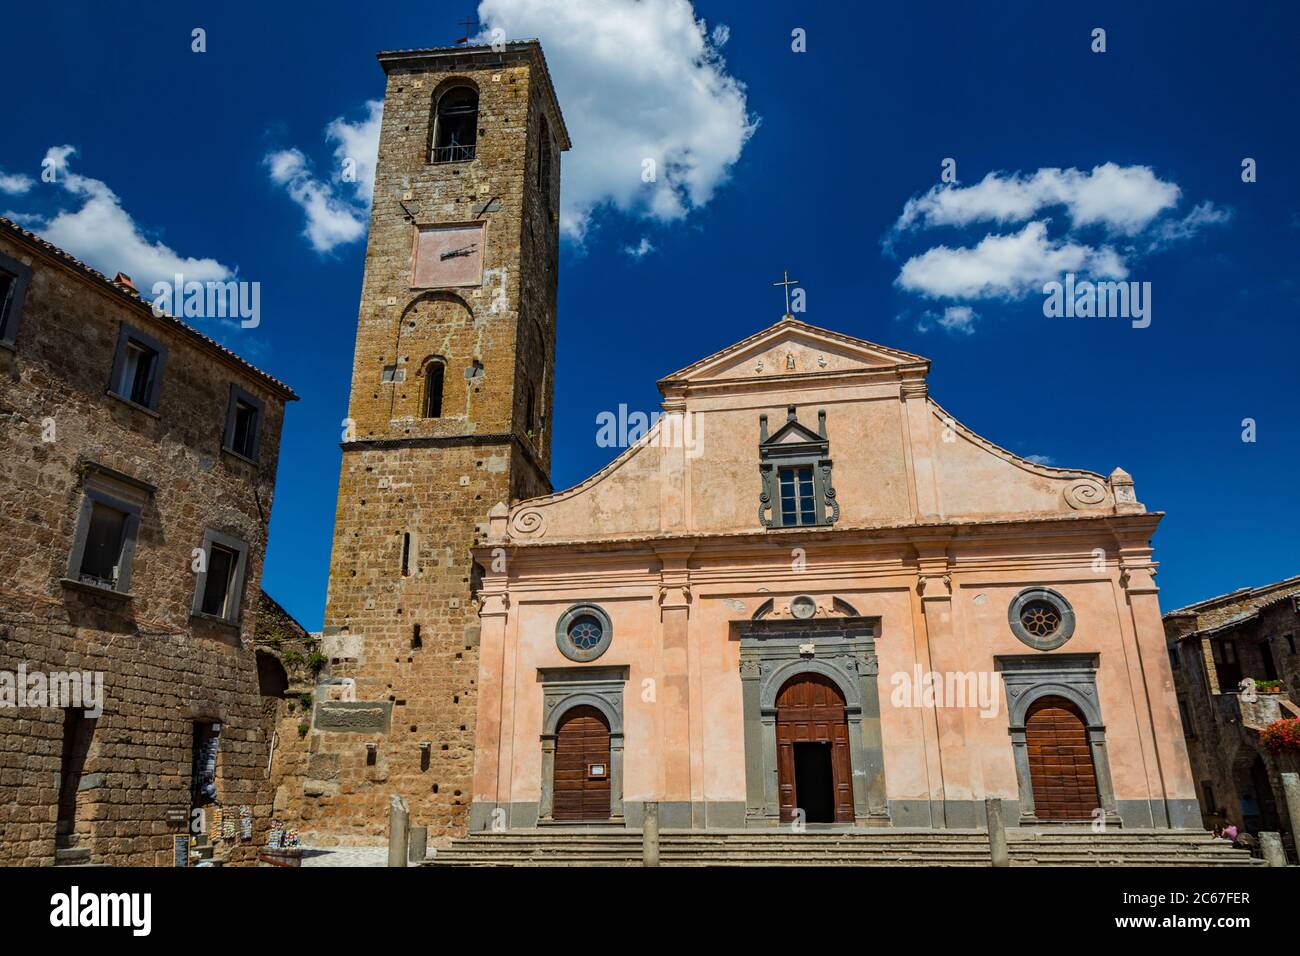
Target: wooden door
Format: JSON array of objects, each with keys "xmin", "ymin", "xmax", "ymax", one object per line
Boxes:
[
  {"xmin": 552, "ymin": 706, "xmax": 611, "ymax": 822},
  {"xmin": 776, "ymin": 674, "xmax": 854, "ymax": 823},
  {"xmin": 1025, "ymin": 696, "xmax": 1099, "ymax": 821}
]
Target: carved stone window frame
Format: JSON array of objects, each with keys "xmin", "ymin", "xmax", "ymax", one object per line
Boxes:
[
  {"xmin": 758, "ymin": 405, "xmax": 839, "ymax": 528},
  {"xmin": 1008, "ymin": 586, "xmax": 1076, "ymax": 651},
  {"xmin": 538, "ymin": 666, "xmax": 628, "ymax": 823},
  {"xmin": 555, "ymin": 602, "xmax": 613, "ymax": 662}
]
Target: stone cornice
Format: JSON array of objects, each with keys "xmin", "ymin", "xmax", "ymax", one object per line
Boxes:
[{"xmin": 471, "ymin": 511, "xmax": 1163, "ymax": 561}]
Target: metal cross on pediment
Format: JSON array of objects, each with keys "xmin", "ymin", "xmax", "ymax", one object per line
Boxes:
[
  {"xmin": 456, "ymin": 17, "xmax": 479, "ymax": 44},
  {"xmin": 772, "ymin": 269, "xmax": 800, "ymax": 316}
]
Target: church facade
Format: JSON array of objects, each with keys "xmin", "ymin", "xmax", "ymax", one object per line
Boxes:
[
  {"xmin": 470, "ymin": 317, "xmax": 1199, "ymax": 831},
  {"xmin": 307, "ymin": 40, "xmax": 1198, "ymax": 842}
]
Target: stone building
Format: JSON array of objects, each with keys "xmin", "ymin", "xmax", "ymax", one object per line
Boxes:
[
  {"xmin": 303, "ymin": 39, "xmax": 1204, "ymax": 846},
  {"xmin": 305, "ymin": 41, "xmax": 565, "ymax": 843},
  {"xmin": 1164, "ymin": 576, "xmax": 1300, "ymax": 847},
  {"xmin": 0, "ymin": 216, "xmax": 296, "ymax": 865}
]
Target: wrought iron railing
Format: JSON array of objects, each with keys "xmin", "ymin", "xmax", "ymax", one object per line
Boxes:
[{"xmin": 430, "ymin": 144, "xmax": 476, "ymax": 164}]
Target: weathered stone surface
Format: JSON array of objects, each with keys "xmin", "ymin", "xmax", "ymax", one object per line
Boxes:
[
  {"xmin": 0, "ymin": 222, "xmax": 294, "ymax": 866},
  {"xmin": 314, "ymin": 703, "xmax": 392, "ymax": 734},
  {"xmin": 296, "ymin": 42, "xmax": 564, "ymax": 844},
  {"xmin": 1165, "ymin": 576, "xmax": 1300, "ymax": 840}
]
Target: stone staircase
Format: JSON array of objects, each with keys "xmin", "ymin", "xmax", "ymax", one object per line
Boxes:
[
  {"xmin": 53, "ymin": 832, "xmax": 92, "ymax": 866},
  {"xmin": 426, "ymin": 827, "xmax": 1264, "ymax": 867}
]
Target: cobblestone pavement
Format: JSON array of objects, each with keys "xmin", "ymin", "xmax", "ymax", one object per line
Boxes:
[{"xmin": 300, "ymin": 846, "xmax": 392, "ymax": 867}]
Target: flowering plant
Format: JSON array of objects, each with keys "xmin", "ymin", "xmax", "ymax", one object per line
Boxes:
[{"xmin": 1260, "ymin": 717, "xmax": 1300, "ymax": 754}]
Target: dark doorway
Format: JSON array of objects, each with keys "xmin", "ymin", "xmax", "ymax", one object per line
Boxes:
[
  {"xmin": 793, "ymin": 742, "xmax": 835, "ymax": 823},
  {"xmin": 775, "ymin": 673, "xmax": 854, "ymax": 822},
  {"xmin": 1259, "ymin": 641, "xmax": 1278, "ymax": 681},
  {"xmin": 56, "ymin": 709, "xmax": 95, "ymax": 838},
  {"xmin": 255, "ymin": 651, "xmax": 289, "ymax": 698},
  {"xmin": 1241, "ymin": 756, "xmax": 1280, "ymax": 835},
  {"xmin": 1216, "ymin": 639, "xmax": 1243, "ymax": 688}
]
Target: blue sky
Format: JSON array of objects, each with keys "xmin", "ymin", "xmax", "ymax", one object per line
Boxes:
[{"xmin": 2, "ymin": 1, "xmax": 1297, "ymax": 627}]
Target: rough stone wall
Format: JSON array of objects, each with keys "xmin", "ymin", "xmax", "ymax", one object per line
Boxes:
[
  {"xmin": 307, "ymin": 46, "xmax": 560, "ymax": 844},
  {"xmin": 252, "ymin": 591, "xmax": 320, "ymax": 831},
  {"xmin": 0, "ymin": 233, "xmax": 288, "ymax": 866},
  {"xmin": 1167, "ymin": 590, "xmax": 1300, "ymax": 842}
]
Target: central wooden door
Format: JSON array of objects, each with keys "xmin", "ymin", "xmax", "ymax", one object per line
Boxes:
[
  {"xmin": 776, "ymin": 674, "xmax": 854, "ymax": 823},
  {"xmin": 553, "ymin": 706, "xmax": 611, "ymax": 822},
  {"xmin": 1025, "ymin": 696, "xmax": 1100, "ymax": 821}
]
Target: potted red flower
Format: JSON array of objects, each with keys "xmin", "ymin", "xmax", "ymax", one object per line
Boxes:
[{"xmin": 1260, "ymin": 717, "xmax": 1300, "ymax": 754}]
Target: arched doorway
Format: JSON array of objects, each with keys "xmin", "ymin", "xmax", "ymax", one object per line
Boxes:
[
  {"xmin": 552, "ymin": 705, "xmax": 611, "ymax": 822},
  {"xmin": 776, "ymin": 673, "xmax": 853, "ymax": 823},
  {"xmin": 1239, "ymin": 755, "xmax": 1281, "ymax": 835},
  {"xmin": 1025, "ymin": 695, "xmax": 1100, "ymax": 821}
]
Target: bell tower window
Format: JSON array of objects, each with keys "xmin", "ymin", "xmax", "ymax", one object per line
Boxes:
[
  {"xmin": 423, "ymin": 359, "xmax": 445, "ymax": 418},
  {"xmin": 431, "ymin": 87, "xmax": 478, "ymax": 163}
]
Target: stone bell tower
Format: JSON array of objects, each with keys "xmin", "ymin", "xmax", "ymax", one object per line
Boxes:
[{"xmin": 310, "ymin": 41, "xmax": 568, "ymax": 841}]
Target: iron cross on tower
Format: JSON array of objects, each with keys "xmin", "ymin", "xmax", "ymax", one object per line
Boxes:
[{"xmin": 773, "ymin": 269, "xmax": 800, "ymax": 316}]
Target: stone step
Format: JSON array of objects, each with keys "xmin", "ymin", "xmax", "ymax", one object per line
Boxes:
[
  {"xmin": 427, "ymin": 827, "xmax": 1265, "ymax": 867},
  {"xmin": 54, "ymin": 833, "xmax": 81, "ymax": 849},
  {"xmin": 53, "ymin": 846, "xmax": 91, "ymax": 865}
]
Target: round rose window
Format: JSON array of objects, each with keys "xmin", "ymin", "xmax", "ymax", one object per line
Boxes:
[
  {"xmin": 1019, "ymin": 600, "xmax": 1062, "ymax": 639},
  {"xmin": 568, "ymin": 615, "xmax": 604, "ymax": 651},
  {"xmin": 556, "ymin": 604, "xmax": 614, "ymax": 662},
  {"xmin": 1008, "ymin": 588, "xmax": 1076, "ymax": 651}
]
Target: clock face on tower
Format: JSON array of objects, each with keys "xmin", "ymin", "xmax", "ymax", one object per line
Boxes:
[{"xmin": 411, "ymin": 222, "xmax": 486, "ymax": 289}]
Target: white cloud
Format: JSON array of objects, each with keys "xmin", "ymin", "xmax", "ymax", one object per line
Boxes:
[
  {"xmin": 1149, "ymin": 200, "xmax": 1232, "ymax": 247},
  {"xmin": 1024, "ymin": 454, "xmax": 1054, "ymax": 465},
  {"xmin": 622, "ymin": 237, "xmax": 655, "ymax": 259},
  {"xmin": 1, "ymin": 210, "xmax": 43, "ymax": 227},
  {"xmin": 0, "ymin": 169, "xmax": 34, "ymax": 195},
  {"xmin": 29, "ymin": 146, "xmax": 232, "ymax": 290},
  {"xmin": 894, "ymin": 164, "xmax": 1182, "ymax": 236},
  {"xmin": 477, "ymin": 0, "xmax": 756, "ymax": 242},
  {"xmin": 897, "ymin": 221, "xmax": 1127, "ymax": 301},
  {"xmin": 263, "ymin": 100, "xmax": 382, "ymax": 254},
  {"xmin": 916, "ymin": 304, "xmax": 979, "ymax": 335},
  {"xmin": 888, "ymin": 164, "xmax": 1230, "ymax": 311},
  {"xmin": 264, "ymin": 147, "xmax": 367, "ymax": 253},
  {"xmin": 326, "ymin": 100, "xmax": 383, "ymax": 208}
]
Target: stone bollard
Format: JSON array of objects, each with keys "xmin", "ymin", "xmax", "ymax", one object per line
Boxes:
[
  {"xmin": 642, "ymin": 802, "xmax": 660, "ymax": 868},
  {"xmin": 1282, "ymin": 773, "xmax": 1300, "ymax": 858},
  {"xmin": 1260, "ymin": 831, "xmax": 1286, "ymax": 867},
  {"xmin": 408, "ymin": 825, "xmax": 428, "ymax": 864},
  {"xmin": 388, "ymin": 794, "xmax": 409, "ymax": 868},
  {"xmin": 986, "ymin": 797, "xmax": 1009, "ymax": 868}
]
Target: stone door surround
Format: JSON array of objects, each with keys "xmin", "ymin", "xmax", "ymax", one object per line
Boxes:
[
  {"xmin": 738, "ymin": 617, "xmax": 887, "ymax": 825},
  {"xmin": 538, "ymin": 666, "xmax": 628, "ymax": 823}
]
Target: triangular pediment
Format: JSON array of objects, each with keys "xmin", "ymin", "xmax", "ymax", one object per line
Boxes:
[
  {"xmin": 767, "ymin": 418, "xmax": 822, "ymax": 446},
  {"xmin": 658, "ymin": 317, "xmax": 928, "ymax": 389}
]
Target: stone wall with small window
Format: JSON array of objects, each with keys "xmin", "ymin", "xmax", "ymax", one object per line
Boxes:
[{"xmin": 0, "ymin": 227, "xmax": 294, "ymax": 865}]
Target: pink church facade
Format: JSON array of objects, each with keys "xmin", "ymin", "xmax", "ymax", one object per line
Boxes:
[{"xmin": 469, "ymin": 317, "xmax": 1198, "ymax": 831}]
